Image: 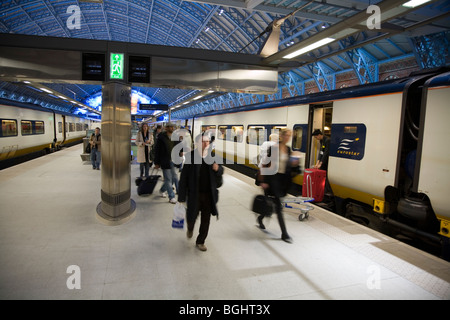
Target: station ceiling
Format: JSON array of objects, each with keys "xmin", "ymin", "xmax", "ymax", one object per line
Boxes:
[{"xmin": 0, "ymin": 0, "xmax": 449, "ymax": 119}]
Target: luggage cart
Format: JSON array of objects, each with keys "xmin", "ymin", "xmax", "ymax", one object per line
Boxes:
[{"xmin": 282, "ymin": 197, "xmax": 315, "ymax": 221}]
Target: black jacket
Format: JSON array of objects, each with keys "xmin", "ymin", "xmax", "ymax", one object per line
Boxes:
[
  {"xmin": 260, "ymin": 145, "xmax": 294, "ymax": 198},
  {"xmin": 154, "ymin": 132, "xmax": 178, "ymax": 169},
  {"xmin": 318, "ymin": 135, "xmax": 330, "ymax": 170},
  {"xmin": 178, "ymin": 150, "xmax": 224, "ymax": 220}
]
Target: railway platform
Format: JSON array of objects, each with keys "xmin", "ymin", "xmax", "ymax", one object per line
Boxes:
[{"xmin": 0, "ymin": 145, "xmax": 449, "ymax": 300}]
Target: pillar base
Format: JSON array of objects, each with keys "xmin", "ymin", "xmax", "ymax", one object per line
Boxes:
[{"xmin": 96, "ymin": 199, "xmax": 136, "ymax": 226}]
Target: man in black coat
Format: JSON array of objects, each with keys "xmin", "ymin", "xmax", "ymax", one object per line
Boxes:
[
  {"xmin": 178, "ymin": 133, "xmax": 224, "ymax": 252},
  {"xmin": 154, "ymin": 122, "xmax": 179, "ymax": 203},
  {"xmin": 312, "ymin": 129, "xmax": 330, "ymax": 170}
]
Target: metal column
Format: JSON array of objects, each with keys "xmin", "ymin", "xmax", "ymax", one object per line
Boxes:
[{"xmin": 96, "ymin": 82, "xmax": 136, "ymax": 225}]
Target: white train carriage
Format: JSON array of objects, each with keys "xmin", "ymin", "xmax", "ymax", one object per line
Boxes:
[
  {"xmin": 187, "ymin": 69, "xmax": 450, "ymax": 256},
  {"xmin": 0, "ymin": 101, "xmax": 97, "ymax": 166}
]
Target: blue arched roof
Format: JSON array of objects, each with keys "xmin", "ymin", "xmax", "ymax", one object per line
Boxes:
[{"xmin": 0, "ymin": 0, "xmax": 449, "ymax": 118}]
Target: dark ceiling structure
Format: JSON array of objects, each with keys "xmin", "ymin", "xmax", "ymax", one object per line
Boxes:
[{"xmin": 0, "ymin": 0, "xmax": 449, "ymax": 120}]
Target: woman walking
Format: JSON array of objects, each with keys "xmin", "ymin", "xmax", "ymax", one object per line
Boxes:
[{"xmin": 258, "ymin": 128, "xmax": 299, "ymax": 243}]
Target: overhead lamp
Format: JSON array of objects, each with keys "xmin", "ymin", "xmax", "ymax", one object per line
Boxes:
[
  {"xmin": 283, "ymin": 37, "xmax": 335, "ymax": 59},
  {"xmin": 40, "ymin": 87, "xmax": 53, "ymax": 94},
  {"xmin": 193, "ymin": 95, "xmax": 204, "ymax": 100},
  {"xmin": 402, "ymin": 0, "xmax": 432, "ymax": 8}
]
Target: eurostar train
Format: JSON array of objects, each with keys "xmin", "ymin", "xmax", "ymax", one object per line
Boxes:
[
  {"xmin": 0, "ymin": 99, "xmax": 98, "ymax": 169},
  {"xmin": 180, "ymin": 68, "xmax": 450, "ymax": 259}
]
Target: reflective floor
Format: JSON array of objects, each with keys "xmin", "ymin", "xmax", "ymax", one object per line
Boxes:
[{"xmin": 0, "ymin": 145, "xmax": 449, "ymax": 299}]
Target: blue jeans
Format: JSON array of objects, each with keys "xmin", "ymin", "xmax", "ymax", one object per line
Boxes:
[
  {"xmin": 91, "ymin": 149, "xmax": 101, "ymax": 169},
  {"xmin": 160, "ymin": 161, "xmax": 179, "ymax": 199}
]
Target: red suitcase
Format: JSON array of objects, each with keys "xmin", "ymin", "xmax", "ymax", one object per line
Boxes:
[{"xmin": 302, "ymin": 168, "xmax": 326, "ymax": 202}]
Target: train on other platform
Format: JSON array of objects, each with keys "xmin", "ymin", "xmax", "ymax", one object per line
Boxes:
[
  {"xmin": 0, "ymin": 99, "xmax": 99, "ymax": 169},
  {"xmin": 175, "ymin": 68, "xmax": 450, "ymax": 259}
]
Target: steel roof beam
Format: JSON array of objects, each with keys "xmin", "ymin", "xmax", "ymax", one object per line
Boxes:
[{"xmin": 186, "ymin": 0, "xmax": 343, "ymax": 23}]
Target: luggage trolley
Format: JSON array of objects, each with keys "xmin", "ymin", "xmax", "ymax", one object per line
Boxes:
[{"xmin": 282, "ymin": 197, "xmax": 315, "ymax": 221}]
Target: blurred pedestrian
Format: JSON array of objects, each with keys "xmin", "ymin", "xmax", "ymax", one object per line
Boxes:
[
  {"xmin": 258, "ymin": 128, "xmax": 298, "ymax": 243},
  {"xmin": 178, "ymin": 133, "xmax": 224, "ymax": 252},
  {"xmin": 154, "ymin": 122, "xmax": 179, "ymax": 203}
]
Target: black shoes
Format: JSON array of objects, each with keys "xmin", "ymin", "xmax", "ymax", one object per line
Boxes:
[
  {"xmin": 257, "ymin": 216, "xmax": 265, "ymax": 229},
  {"xmin": 281, "ymin": 235, "xmax": 293, "ymax": 244}
]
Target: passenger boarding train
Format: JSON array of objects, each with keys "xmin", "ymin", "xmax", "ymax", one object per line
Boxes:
[
  {"xmin": 176, "ymin": 68, "xmax": 450, "ymax": 258},
  {"xmin": 0, "ymin": 98, "xmax": 99, "ymax": 169}
]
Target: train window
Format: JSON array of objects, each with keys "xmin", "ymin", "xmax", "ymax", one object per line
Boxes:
[
  {"xmin": 0, "ymin": 119, "xmax": 18, "ymax": 137},
  {"xmin": 21, "ymin": 120, "xmax": 45, "ymax": 135},
  {"xmin": 247, "ymin": 126, "xmax": 267, "ymax": 145},
  {"xmin": 292, "ymin": 126, "xmax": 303, "ymax": 150},
  {"xmin": 201, "ymin": 125, "xmax": 216, "ymax": 133},
  {"xmin": 271, "ymin": 126, "xmax": 287, "ymax": 134},
  {"xmin": 58, "ymin": 122, "xmax": 63, "ymax": 133},
  {"xmin": 218, "ymin": 125, "xmax": 244, "ymax": 142},
  {"xmin": 34, "ymin": 121, "xmax": 44, "ymax": 134},
  {"xmin": 292, "ymin": 124, "xmax": 308, "ymax": 152},
  {"xmin": 69, "ymin": 123, "xmax": 75, "ymax": 132},
  {"xmin": 218, "ymin": 126, "xmax": 227, "ymax": 140},
  {"xmin": 21, "ymin": 121, "xmax": 33, "ymax": 135},
  {"xmin": 233, "ymin": 126, "xmax": 244, "ymax": 143},
  {"xmin": 201, "ymin": 125, "xmax": 216, "ymax": 140},
  {"xmin": 76, "ymin": 123, "xmax": 82, "ymax": 131},
  {"xmin": 344, "ymin": 126, "xmax": 357, "ymax": 133}
]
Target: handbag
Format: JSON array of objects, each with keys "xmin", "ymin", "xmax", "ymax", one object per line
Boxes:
[
  {"xmin": 85, "ymin": 143, "xmax": 91, "ymax": 154},
  {"xmin": 172, "ymin": 202, "xmax": 185, "ymax": 229},
  {"xmin": 252, "ymin": 195, "xmax": 273, "ymax": 217}
]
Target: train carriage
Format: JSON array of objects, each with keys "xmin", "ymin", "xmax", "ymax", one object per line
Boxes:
[
  {"xmin": 185, "ymin": 69, "xmax": 450, "ymax": 258},
  {"xmin": 0, "ymin": 100, "xmax": 98, "ymax": 168}
]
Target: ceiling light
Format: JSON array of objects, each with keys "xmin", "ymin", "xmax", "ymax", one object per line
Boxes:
[
  {"xmin": 193, "ymin": 95, "xmax": 204, "ymax": 100},
  {"xmin": 283, "ymin": 37, "xmax": 335, "ymax": 59},
  {"xmin": 402, "ymin": 0, "xmax": 432, "ymax": 8},
  {"xmin": 40, "ymin": 87, "xmax": 53, "ymax": 94}
]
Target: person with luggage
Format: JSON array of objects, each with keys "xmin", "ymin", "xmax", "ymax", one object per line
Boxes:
[
  {"xmin": 135, "ymin": 123, "xmax": 154, "ymax": 179},
  {"xmin": 312, "ymin": 129, "xmax": 330, "ymax": 170},
  {"xmin": 257, "ymin": 133, "xmax": 278, "ymax": 167},
  {"xmin": 178, "ymin": 133, "xmax": 224, "ymax": 252},
  {"xmin": 89, "ymin": 127, "xmax": 101, "ymax": 170},
  {"xmin": 154, "ymin": 122, "xmax": 179, "ymax": 204},
  {"xmin": 258, "ymin": 128, "xmax": 298, "ymax": 243},
  {"xmin": 311, "ymin": 129, "xmax": 333, "ymax": 199}
]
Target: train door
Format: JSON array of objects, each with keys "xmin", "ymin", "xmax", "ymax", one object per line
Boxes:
[
  {"xmin": 307, "ymin": 103, "xmax": 333, "ymax": 169},
  {"xmin": 61, "ymin": 115, "xmax": 67, "ymax": 144}
]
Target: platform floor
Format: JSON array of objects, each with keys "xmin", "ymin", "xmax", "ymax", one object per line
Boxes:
[{"xmin": 0, "ymin": 145, "xmax": 449, "ymax": 300}]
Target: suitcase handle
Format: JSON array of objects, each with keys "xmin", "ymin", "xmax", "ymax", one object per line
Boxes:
[{"xmin": 306, "ymin": 174, "xmax": 312, "ymax": 199}]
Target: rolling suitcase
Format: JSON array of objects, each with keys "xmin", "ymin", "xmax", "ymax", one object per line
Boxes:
[
  {"xmin": 136, "ymin": 169, "xmax": 161, "ymax": 196},
  {"xmin": 302, "ymin": 168, "xmax": 326, "ymax": 202}
]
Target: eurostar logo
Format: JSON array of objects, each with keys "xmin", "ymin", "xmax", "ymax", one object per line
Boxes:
[{"xmin": 330, "ymin": 124, "xmax": 366, "ymax": 161}]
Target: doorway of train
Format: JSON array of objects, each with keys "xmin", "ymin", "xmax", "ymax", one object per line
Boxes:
[{"xmin": 307, "ymin": 103, "xmax": 333, "ymax": 169}]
